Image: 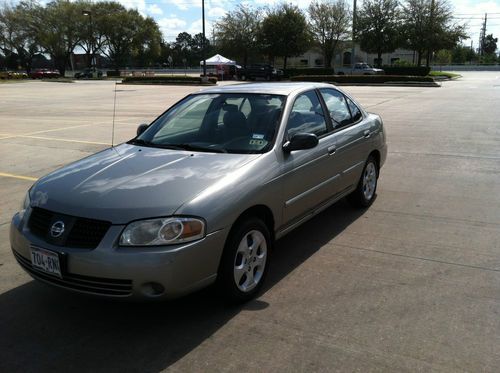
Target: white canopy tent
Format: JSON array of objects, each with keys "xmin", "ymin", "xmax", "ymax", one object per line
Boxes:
[{"xmin": 200, "ymin": 54, "xmax": 236, "ymax": 66}]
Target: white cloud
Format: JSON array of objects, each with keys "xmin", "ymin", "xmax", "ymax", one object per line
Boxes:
[
  {"xmin": 188, "ymin": 19, "xmax": 213, "ymax": 35},
  {"xmin": 114, "ymin": 0, "xmax": 147, "ymax": 15},
  {"xmin": 158, "ymin": 17, "xmax": 188, "ymax": 40},
  {"xmin": 208, "ymin": 7, "xmax": 227, "ymax": 18},
  {"xmin": 147, "ymin": 4, "xmax": 164, "ymax": 15}
]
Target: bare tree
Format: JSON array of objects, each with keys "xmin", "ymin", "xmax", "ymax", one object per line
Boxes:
[
  {"xmin": 308, "ymin": 0, "xmax": 351, "ymax": 69},
  {"xmin": 215, "ymin": 5, "xmax": 262, "ymax": 67}
]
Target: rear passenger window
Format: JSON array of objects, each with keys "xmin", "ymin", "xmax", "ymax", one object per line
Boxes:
[
  {"xmin": 319, "ymin": 88, "xmax": 352, "ymax": 129},
  {"xmin": 286, "ymin": 91, "xmax": 327, "ymax": 138},
  {"xmin": 346, "ymin": 98, "xmax": 362, "ymax": 122}
]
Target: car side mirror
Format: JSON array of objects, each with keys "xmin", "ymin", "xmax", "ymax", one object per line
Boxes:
[
  {"xmin": 283, "ymin": 133, "xmax": 319, "ymax": 153},
  {"xmin": 137, "ymin": 123, "xmax": 149, "ymax": 136}
]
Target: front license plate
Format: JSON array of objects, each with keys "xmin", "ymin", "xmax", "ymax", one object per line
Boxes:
[{"xmin": 30, "ymin": 247, "xmax": 62, "ymax": 278}]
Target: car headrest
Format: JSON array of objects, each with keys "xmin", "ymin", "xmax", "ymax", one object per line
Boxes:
[{"xmin": 223, "ymin": 104, "xmax": 238, "ymax": 112}]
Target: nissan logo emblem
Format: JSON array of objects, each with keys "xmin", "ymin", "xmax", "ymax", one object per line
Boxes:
[{"xmin": 50, "ymin": 221, "xmax": 65, "ymax": 238}]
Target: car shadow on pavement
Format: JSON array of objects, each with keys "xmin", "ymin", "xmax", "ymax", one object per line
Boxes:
[{"xmin": 0, "ymin": 199, "xmax": 366, "ymax": 373}]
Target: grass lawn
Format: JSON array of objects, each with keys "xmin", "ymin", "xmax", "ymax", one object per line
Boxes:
[{"xmin": 428, "ymin": 71, "xmax": 462, "ymax": 79}]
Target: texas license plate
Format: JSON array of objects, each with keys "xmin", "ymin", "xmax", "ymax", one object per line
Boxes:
[{"xmin": 30, "ymin": 247, "xmax": 62, "ymax": 278}]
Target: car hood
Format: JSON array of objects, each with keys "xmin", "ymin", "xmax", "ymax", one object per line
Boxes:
[{"xmin": 31, "ymin": 144, "xmax": 260, "ymax": 224}]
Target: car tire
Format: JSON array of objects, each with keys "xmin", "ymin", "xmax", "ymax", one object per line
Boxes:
[
  {"xmin": 347, "ymin": 155, "xmax": 378, "ymax": 208},
  {"xmin": 217, "ymin": 218, "xmax": 271, "ymax": 303}
]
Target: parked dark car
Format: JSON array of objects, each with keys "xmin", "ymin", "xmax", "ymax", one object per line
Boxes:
[
  {"xmin": 30, "ymin": 69, "xmax": 60, "ymax": 79},
  {"xmin": 74, "ymin": 68, "xmax": 103, "ymax": 79},
  {"xmin": 237, "ymin": 64, "xmax": 283, "ymax": 81}
]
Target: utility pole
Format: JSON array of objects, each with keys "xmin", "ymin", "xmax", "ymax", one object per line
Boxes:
[
  {"xmin": 351, "ymin": 0, "xmax": 357, "ymax": 70},
  {"xmin": 479, "ymin": 13, "xmax": 487, "ymax": 56},
  {"xmin": 202, "ymin": 0, "xmax": 207, "ymax": 77}
]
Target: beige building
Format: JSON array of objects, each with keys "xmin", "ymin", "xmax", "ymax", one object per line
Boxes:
[{"xmin": 279, "ymin": 43, "xmax": 416, "ymax": 68}]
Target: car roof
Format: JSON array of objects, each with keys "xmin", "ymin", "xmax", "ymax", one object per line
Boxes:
[{"xmin": 199, "ymin": 82, "xmax": 337, "ymax": 96}]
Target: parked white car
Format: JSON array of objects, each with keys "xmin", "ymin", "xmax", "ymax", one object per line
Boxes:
[{"xmin": 336, "ymin": 63, "xmax": 384, "ymax": 76}]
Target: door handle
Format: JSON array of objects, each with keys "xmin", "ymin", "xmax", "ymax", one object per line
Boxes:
[
  {"xmin": 363, "ymin": 130, "xmax": 371, "ymax": 138},
  {"xmin": 327, "ymin": 146, "xmax": 336, "ymax": 155}
]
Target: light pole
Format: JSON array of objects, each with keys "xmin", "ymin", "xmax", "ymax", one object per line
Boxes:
[
  {"xmin": 82, "ymin": 10, "xmax": 94, "ymax": 71},
  {"xmin": 202, "ymin": 0, "xmax": 207, "ymax": 77},
  {"xmin": 351, "ymin": 0, "xmax": 357, "ymax": 70}
]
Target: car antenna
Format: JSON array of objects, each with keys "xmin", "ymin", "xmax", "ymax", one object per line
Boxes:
[{"xmin": 111, "ymin": 81, "xmax": 117, "ymax": 147}]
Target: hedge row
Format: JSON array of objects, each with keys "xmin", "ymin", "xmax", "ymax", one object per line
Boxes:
[
  {"xmin": 106, "ymin": 70, "xmax": 120, "ymax": 77},
  {"xmin": 283, "ymin": 68, "xmax": 335, "ymax": 77},
  {"xmin": 381, "ymin": 66, "xmax": 431, "ymax": 76},
  {"xmin": 290, "ymin": 75, "xmax": 435, "ymax": 84},
  {"xmin": 284, "ymin": 66, "xmax": 431, "ymax": 77},
  {"xmin": 122, "ymin": 76, "xmax": 217, "ymax": 85}
]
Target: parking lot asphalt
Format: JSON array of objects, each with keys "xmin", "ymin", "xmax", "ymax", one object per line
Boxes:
[{"xmin": 0, "ymin": 73, "xmax": 499, "ymax": 372}]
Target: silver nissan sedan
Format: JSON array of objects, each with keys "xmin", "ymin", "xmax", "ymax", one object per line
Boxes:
[{"xmin": 10, "ymin": 82, "xmax": 387, "ymax": 301}]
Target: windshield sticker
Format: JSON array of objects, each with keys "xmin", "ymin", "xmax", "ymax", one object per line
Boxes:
[
  {"xmin": 252, "ymin": 134, "xmax": 265, "ymax": 139},
  {"xmin": 249, "ymin": 139, "xmax": 266, "ymax": 146}
]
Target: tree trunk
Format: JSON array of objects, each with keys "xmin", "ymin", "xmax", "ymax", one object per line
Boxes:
[
  {"xmin": 283, "ymin": 56, "xmax": 287, "ymax": 70},
  {"xmin": 417, "ymin": 51, "xmax": 422, "ymax": 66},
  {"xmin": 426, "ymin": 49, "xmax": 431, "ymax": 67},
  {"xmin": 324, "ymin": 47, "xmax": 332, "ymax": 68},
  {"xmin": 377, "ymin": 50, "xmax": 382, "ymax": 67}
]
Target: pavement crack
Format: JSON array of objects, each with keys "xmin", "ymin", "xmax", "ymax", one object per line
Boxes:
[{"xmin": 336, "ymin": 243, "xmax": 500, "ymax": 273}]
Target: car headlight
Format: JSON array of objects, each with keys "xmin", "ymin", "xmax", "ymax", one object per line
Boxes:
[
  {"xmin": 21, "ymin": 190, "xmax": 31, "ymax": 211},
  {"xmin": 18, "ymin": 189, "xmax": 31, "ymax": 221},
  {"xmin": 119, "ymin": 217, "xmax": 206, "ymax": 246}
]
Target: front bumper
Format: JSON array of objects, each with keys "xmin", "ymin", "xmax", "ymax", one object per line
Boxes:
[{"xmin": 10, "ymin": 211, "xmax": 228, "ymax": 300}]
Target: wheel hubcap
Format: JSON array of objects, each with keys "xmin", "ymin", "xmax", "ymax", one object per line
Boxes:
[
  {"xmin": 233, "ymin": 230, "xmax": 267, "ymax": 292},
  {"xmin": 362, "ymin": 162, "xmax": 377, "ymax": 201}
]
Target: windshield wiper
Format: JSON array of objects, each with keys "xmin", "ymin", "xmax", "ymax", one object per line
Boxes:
[
  {"xmin": 168, "ymin": 143, "xmax": 227, "ymax": 153},
  {"xmin": 128, "ymin": 138, "xmax": 153, "ymax": 147}
]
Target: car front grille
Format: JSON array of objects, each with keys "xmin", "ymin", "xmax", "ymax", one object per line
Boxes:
[
  {"xmin": 28, "ymin": 207, "xmax": 111, "ymax": 249},
  {"xmin": 13, "ymin": 250, "xmax": 133, "ymax": 297}
]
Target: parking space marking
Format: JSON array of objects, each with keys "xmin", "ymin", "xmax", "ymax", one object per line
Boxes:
[
  {"xmin": 0, "ymin": 123, "xmax": 114, "ymax": 145},
  {"xmin": 20, "ymin": 135, "xmax": 111, "ymax": 146},
  {"xmin": 0, "ymin": 172, "xmax": 38, "ymax": 181},
  {"xmin": 0, "ymin": 123, "xmax": 100, "ymax": 141}
]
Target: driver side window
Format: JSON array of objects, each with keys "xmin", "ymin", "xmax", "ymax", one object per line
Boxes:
[{"xmin": 286, "ymin": 91, "xmax": 327, "ymax": 139}]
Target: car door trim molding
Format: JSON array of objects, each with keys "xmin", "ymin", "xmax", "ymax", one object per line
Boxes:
[{"xmin": 285, "ymin": 173, "xmax": 340, "ymax": 207}]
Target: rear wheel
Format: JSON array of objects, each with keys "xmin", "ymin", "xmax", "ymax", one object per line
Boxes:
[
  {"xmin": 217, "ymin": 218, "xmax": 270, "ymax": 303},
  {"xmin": 347, "ymin": 155, "xmax": 378, "ymax": 208}
]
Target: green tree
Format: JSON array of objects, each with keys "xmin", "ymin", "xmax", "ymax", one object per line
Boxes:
[
  {"xmin": 451, "ymin": 44, "xmax": 475, "ymax": 64},
  {"xmin": 308, "ymin": 0, "xmax": 351, "ymax": 69},
  {"xmin": 215, "ymin": 5, "xmax": 262, "ymax": 66},
  {"xmin": 402, "ymin": 0, "xmax": 466, "ymax": 67},
  {"xmin": 260, "ymin": 4, "xmax": 310, "ymax": 69},
  {"xmin": 435, "ymin": 48, "xmax": 451, "ymax": 65},
  {"xmin": 32, "ymin": 0, "xmax": 87, "ymax": 75},
  {"xmin": 0, "ymin": 1, "xmax": 42, "ymax": 72},
  {"xmin": 96, "ymin": 5, "xmax": 154, "ymax": 69},
  {"xmin": 482, "ymin": 34, "xmax": 497, "ymax": 55},
  {"xmin": 356, "ymin": 0, "xmax": 401, "ymax": 67}
]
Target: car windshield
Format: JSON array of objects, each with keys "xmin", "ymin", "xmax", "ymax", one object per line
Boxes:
[{"xmin": 133, "ymin": 93, "xmax": 286, "ymax": 154}]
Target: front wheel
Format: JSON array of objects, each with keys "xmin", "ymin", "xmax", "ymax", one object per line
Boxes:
[
  {"xmin": 217, "ymin": 218, "xmax": 271, "ymax": 303},
  {"xmin": 347, "ymin": 155, "xmax": 378, "ymax": 208}
]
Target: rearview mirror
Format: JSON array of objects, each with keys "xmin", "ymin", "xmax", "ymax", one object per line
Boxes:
[
  {"xmin": 137, "ymin": 123, "xmax": 149, "ymax": 136},
  {"xmin": 283, "ymin": 133, "xmax": 319, "ymax": 153}
]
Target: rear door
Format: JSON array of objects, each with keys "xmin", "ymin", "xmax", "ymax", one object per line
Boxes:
[{"xmin": 319, "ymin": 88, "xmax": 372, "ymax": 191}]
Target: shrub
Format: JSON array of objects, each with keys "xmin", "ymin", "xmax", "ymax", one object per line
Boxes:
[
  {"xmin": 106, "ymin": 70, "xmax": 120, "ymax": 77},
  {"xmin": 122, "ymin": 76, "xmax": 217, "ymax": 85},
  {"xmin": 290, "ymin": 75, "xmax": 435, "ymax": 84},
  {"xmin": 381, "ymin": 66, "xmax": 431, "ymax": 76}
]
